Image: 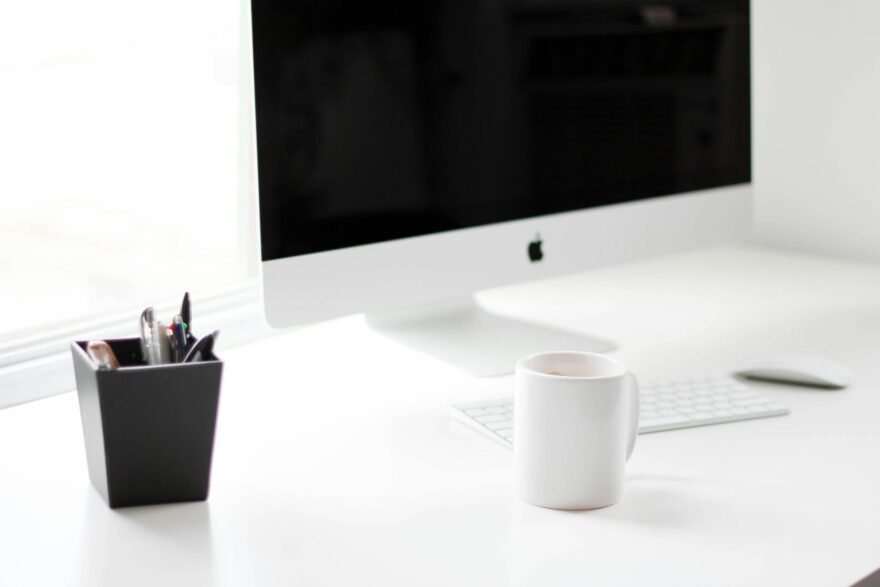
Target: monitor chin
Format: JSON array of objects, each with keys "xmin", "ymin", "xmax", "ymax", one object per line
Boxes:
[{"xmin": 365, "ymin": 296, "xmax": 615, "ymax": 377}]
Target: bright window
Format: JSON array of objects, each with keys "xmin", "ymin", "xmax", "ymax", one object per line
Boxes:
[{"xmin": 0, "ymin": 0, "xmax": 255, "ymax": 344}]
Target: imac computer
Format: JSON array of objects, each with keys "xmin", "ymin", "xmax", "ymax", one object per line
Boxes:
[{"xmin": 250, "ymin": 0, "xmax": 751, "ymax": 375}]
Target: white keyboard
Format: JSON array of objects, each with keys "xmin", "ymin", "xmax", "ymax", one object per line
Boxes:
[{"xmin": 450, "ymin": 376, "xmax": 789, "ymax": 449}]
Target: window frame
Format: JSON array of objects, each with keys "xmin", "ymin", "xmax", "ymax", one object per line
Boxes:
[{"xmin": 0, "ymin": 0, "xmax": 270, "ymax": 408}]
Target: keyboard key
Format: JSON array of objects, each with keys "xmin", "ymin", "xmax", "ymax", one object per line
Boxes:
[
  {"xmin": 732, "ymin": 397, "xmax": 771, "ymax": 406},
  {"xmin": 485, "ymin": 420, "xmax": 512, "ymax": 431},
  {"xmin": 475, "ymin": 414, "xmax": 507, "ymax": 424},
  {"xmin": 729, "ymin": 391, "xmax": 760, "ymax": 399}
]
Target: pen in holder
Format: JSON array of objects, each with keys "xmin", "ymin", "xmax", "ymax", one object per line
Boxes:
[{"xmin": 70, "ymin": 336, "xmax": 223, "ymax": 508}]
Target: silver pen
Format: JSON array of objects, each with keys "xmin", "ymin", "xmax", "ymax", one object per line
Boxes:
[
  {"xmin": 140, "ymin": 307, "xmax": 157, "ymax": 364},
  {"xmin": 151, "ymin": 320, "xmax": 172, "ymax": 365}
]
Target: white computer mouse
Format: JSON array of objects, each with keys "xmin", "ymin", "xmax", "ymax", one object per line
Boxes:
[{"xmin": 736, "ymin": 354, "xmax": 852, "ymax": 389}]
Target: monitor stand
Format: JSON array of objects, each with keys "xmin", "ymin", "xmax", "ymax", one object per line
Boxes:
[{"xmin": 365, "ymin": 297, "xmax": 616, "ymax": 377}]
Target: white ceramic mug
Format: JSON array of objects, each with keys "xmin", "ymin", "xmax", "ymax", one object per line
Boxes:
[{"xmin": 514, "ymin": 351, "xmax": 639, "ymax": 510}]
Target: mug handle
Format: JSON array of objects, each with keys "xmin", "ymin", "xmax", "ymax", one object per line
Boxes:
[{"xmin": 623, "ymin": 373, "xmax": 640, "ymax": 461}]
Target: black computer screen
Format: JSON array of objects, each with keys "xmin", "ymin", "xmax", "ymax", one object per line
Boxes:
[{"xmin": 252, "ymin": 0, "xmax": 750, "ymax": 261}]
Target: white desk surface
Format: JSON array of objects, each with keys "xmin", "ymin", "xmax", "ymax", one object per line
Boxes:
[{"xmin": 1, "ymin": 245, "xmax": 878, "ymax": 587}]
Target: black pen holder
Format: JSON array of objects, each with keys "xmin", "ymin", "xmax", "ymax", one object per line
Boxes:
[{"xmin": 70, "ymin": 337, "xmax": 222, "ymax": 508}]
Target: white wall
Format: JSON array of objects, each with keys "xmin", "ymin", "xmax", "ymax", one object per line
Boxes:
[{"xmin": 753, "ymin": 0, "xmax": 880, "ymax": 261}]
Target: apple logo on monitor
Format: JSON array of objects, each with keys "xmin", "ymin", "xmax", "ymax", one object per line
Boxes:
[{"xmin": 528, "ymin": 234, "xmax": 543, "ymax": 262}]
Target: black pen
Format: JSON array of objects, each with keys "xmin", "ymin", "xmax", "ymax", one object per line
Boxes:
[
  {"xmin": 182, "ymin": 331, "xmax": 219, "ymax": 363},
  {"xmin": 170, "ymin": 315, "xmax": 186, "ymax": 362},
  {"xmin": 181, "ymin": 292, "xmax": 192, "ymax": 338}
]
